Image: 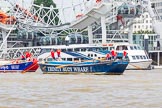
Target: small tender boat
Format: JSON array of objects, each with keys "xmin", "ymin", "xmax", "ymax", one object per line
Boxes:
[
  {"xmin": 0, "ymin": 59, "xmax": 39, "ymax": 73},
  {"xmin": 38, "ymin": 52, "xmax": 129, "ymax": 75}
]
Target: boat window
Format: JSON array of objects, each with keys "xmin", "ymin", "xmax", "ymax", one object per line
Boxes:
[
  {"xmin": 88, "ymin": 48, "xmax": 93, "ymax": 51},
  {"xmin": 38, "ymin": 58, "xmax": 43, "ymax": 61},
  {"xmin": 88, "ymin": 54, "xmax": 90, "ymax": 57},
  {"xmin": 134, "ymin": 46, "xmax": 137, "ymax": 50},
  {"xmin": 140, "ymin": 56, "xmax": 143, "ymax": 59},
  {"xmin": 102, "ymin": 57, "xmax": 105, "ymax": 59},
  {"xmin": 67, "ymin": 49, "xmax": 73, "ymax": 52},
  {"xmin": 143, "ymin": 56, "xmax": 146, "ymax": 59},
  {"xmin": 123, "ymin": 46, "xmax": 128, "ymax": 50},
  {"xmin": 62, "ymin": 58, "xmax": 66, "ymax": 61},
  {"xmin": 96, "ymin": 48, "xmax": 101, "ymax": 51},
  {"xmin": 136, "ymin": 56, "xmax": 140, "ymax": 59},
  {"xmin": 132, "ymin": 56, "xmax": 136, "ymax": 60},
  {"xmin": 117, "ymin": 45, "xmax": 127, "ymax": 50},
  {"xmin": 74, "ymin": 58, "xmax": 79, "ymax": 61},
  {"xmin": 61, "ymin": 49, "xmax": 66, "ymax": 52},
  {"xmin": 47, "ymin": 58, "xmax": 53, "ymax": 61},
  {"xmin": 110, "ymin": 47, "xmax": 114, "ymax": 50},
  {"xmin": 67, "ymin": 58, "xmax": 72, "ymax": 61},
  {"xmin": 116, "ymin": 46, "xmax": 120, "ymax": 50},
  {"xmin": 92, "ymin": 47, "xmax": 97, "ymax": 51},
  {"xmin": 125, "ymin": 56, "xmax": 129, "ymax": 61},
  {"xmin": 130, "ymin": 46, "xmax": 134, "ymax": 50},
  {"xmin": 91, "ymin": 54, "xmax": 93, "ymax": 57},
  {"xmin": 81, "ymin": 58, "xmax": 85, "ymax": 61},
  {"xmin": 137, "ymin": 46, "xmax": 141, "ymax": 50},
  {"xmin": 94, "ymin": 54, "xmax": 97, "ymax": 57},
  {"xmin": 74, "ymin": 48, "xmax": 80, "ymax": 51},
  {"xmin": 102, "ymin": 47, "xmax": 108, "ymax": 51},
  {"xmin": 81, "ymin": 48, "xmax": 86, "ymax": 51}
]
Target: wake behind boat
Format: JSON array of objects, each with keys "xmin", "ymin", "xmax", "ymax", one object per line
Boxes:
[{"xmin": 38, "ymin": 51, "xmax": 129, "ymax": 75}]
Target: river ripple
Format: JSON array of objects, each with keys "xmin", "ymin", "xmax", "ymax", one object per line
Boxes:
[{"xmin": 0, "ymin": 69, "xmax": 162, "ymax": 108}]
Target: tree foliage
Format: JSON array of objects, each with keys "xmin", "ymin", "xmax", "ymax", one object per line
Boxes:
[{"xmin": 34, "ymin": 0, "xmax": 56, "ymax": 7}]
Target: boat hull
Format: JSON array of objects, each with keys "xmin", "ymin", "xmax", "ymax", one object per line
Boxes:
[
  {"xmin": 39, "ymin": 61, "xmax": 129, "ymax": 75},
  {"xmin": 126, "ymin": 60, "xmax": 152, "ymax": 70},
  {"xmin": 24, "ymin": 62, "xmax": 39, "ymax": 72},
  {"xmin": 0, "ymin": 62, "xmax": 34, "ymax": 73}
]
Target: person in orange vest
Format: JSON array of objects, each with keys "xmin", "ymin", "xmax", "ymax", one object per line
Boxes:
[{"xmin": 50, "ymin": 50, "xmax": 55, "ymax": 60}]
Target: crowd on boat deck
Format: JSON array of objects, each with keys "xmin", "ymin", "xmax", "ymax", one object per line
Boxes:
[
  {"xmin": 19, "ymin": 51, "xmax": 38, "ymax": 63},
  {"xmin": 50, "ymin": 49, "xmax": 62, "ymax": 61},
  {"xmin": 106, "ymin": 49, "xmax": 127, "ymax": 60}
]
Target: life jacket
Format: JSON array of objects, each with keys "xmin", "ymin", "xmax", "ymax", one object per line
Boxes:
[
  {"xmin": 123, "ymin": 50, "xmax": 127, "ymax": 57},
  {"xmin": 111, "ymin": 50, "xmax": 116, "ymax": 57},
  {"xmin": 25, "ymin": 52, "xmax": 31, "ymax": 58},
  {"xmin": 51, "ymin": 51, "xmax": 55, "ymax": 58},
  {"xmin": 56, "ymin": 49, "xmax": 61, "ymax": 57}
]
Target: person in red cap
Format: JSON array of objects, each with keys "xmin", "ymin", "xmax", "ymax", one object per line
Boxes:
[{"xmin": 51, "ymin": 50, "xmax": 55, "ymax": 60}]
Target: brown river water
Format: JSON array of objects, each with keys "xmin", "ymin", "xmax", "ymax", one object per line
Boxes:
[{"xmin": 0, "ymin": 69, "xmax": 162, "ymax": 108}]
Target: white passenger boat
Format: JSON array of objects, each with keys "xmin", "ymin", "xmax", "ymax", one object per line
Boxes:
[{"xmin": 100, "ymin": 43, "xmax": 152, "ymax": 70}]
